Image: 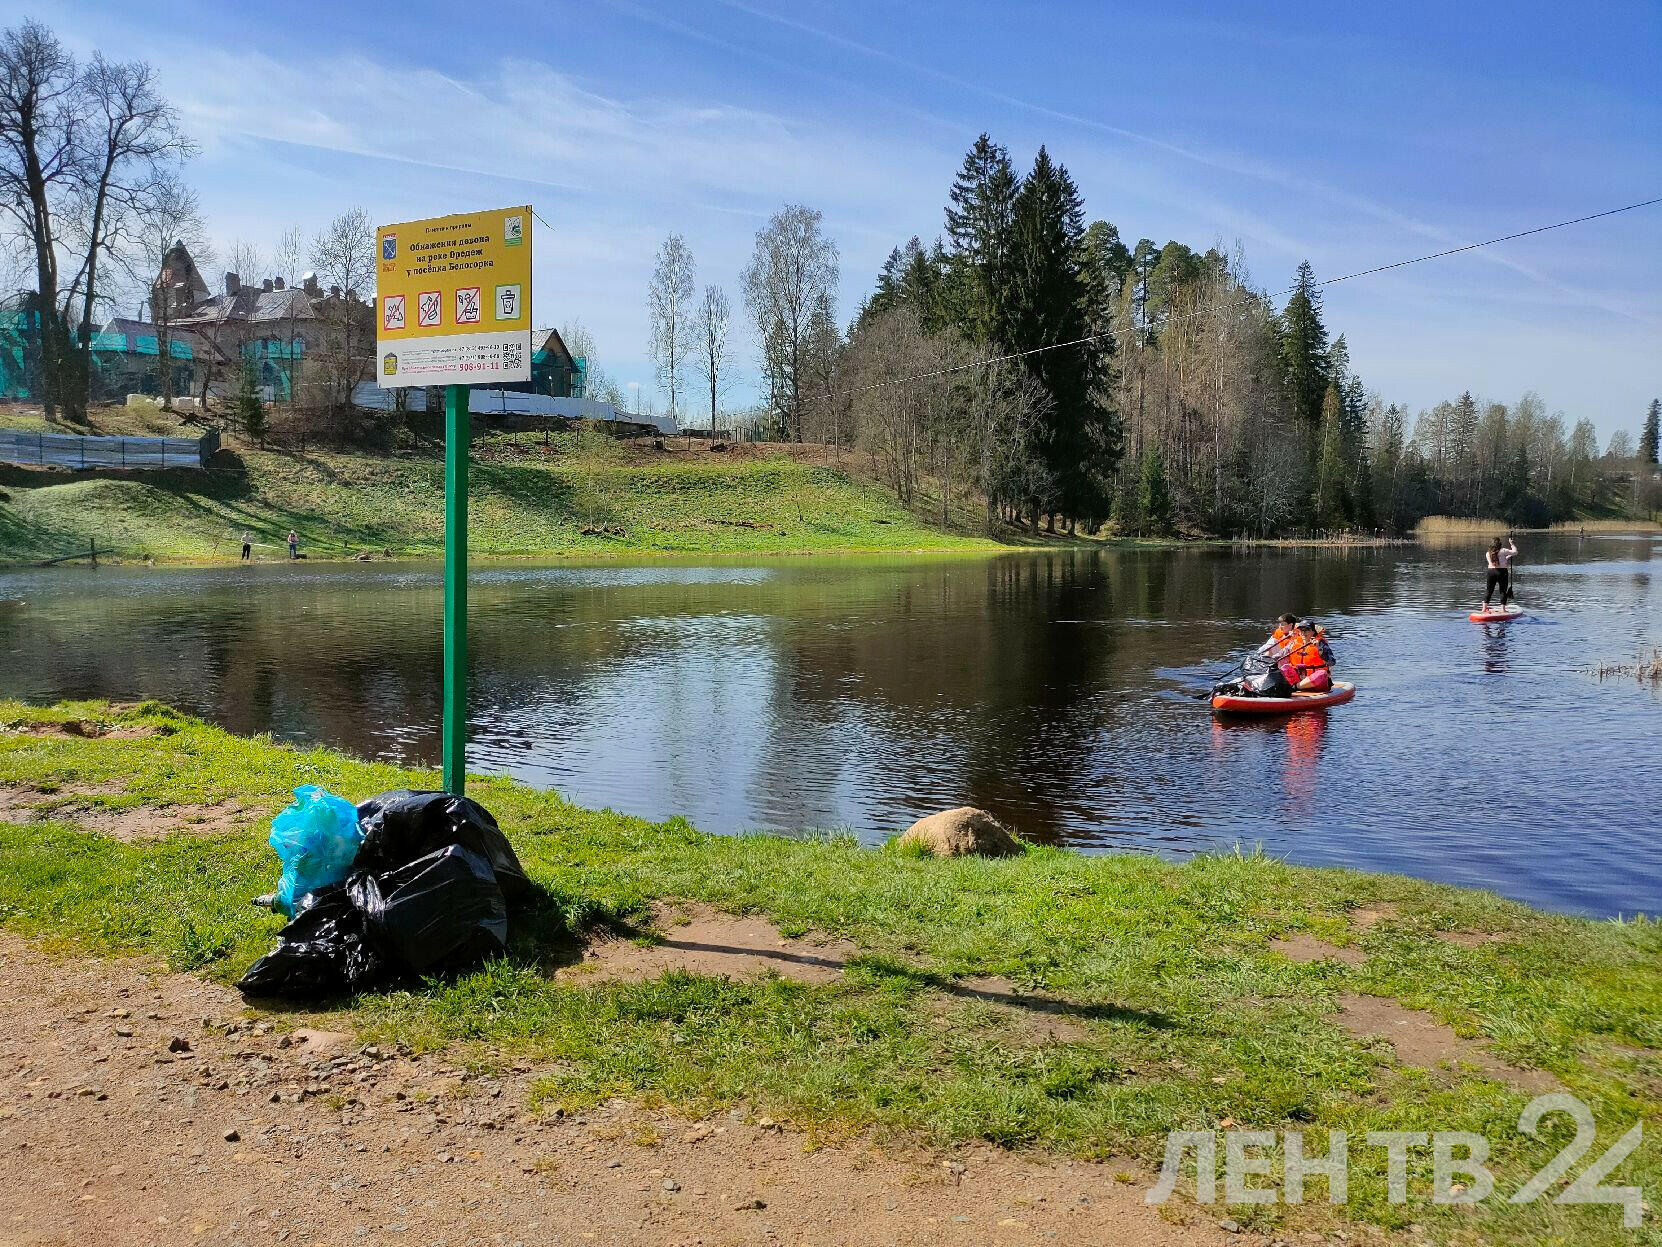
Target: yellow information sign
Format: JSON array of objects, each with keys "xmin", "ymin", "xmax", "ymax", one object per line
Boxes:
[{"xmin": 375, "ymin": 205, "xmax": 533, "ymax": 386}]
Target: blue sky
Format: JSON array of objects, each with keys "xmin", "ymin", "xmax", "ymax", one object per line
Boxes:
[{"xmin": 23, "ymin": 0, "xmax": 1662, "ymax": 437}]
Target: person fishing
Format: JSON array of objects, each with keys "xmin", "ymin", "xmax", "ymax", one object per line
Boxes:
[{"xmin": 1482, "ymin": 535, "xmax": 1518, "ymax": 611}]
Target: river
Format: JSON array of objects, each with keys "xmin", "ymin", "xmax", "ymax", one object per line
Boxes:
[{"xmin": 2, "ymin": 534, "xmax": 1657, "ymax": 918}]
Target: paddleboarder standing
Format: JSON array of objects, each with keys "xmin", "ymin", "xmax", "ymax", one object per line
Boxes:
[{"xmin": 1481, "ymin": 535, "xmax": 1518, "ymax": 612}]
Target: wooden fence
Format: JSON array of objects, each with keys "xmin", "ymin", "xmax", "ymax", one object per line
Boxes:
[{"xmin": 0, "ymin": 427, "xmax": 219, "ymax": 470}]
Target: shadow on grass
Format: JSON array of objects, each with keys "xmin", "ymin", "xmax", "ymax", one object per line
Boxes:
[{"xmin": 853, "ymin": 955, "xmax": 1172, "ymax": 1030}]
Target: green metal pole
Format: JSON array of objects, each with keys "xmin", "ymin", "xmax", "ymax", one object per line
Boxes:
[{"xmin": 443, "ymin": 383, "xmax": 470, "ymax": 795}]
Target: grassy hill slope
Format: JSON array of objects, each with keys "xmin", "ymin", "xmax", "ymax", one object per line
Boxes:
[{"xmin": 0, "ymin": 431, "xmax": 1004, "ymax": 564}]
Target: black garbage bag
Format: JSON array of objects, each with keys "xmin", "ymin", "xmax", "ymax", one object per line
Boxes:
[
  {"xmin": 348, "ymin": 844, "xmax": 508, "ymax": 975},
  {"xmin": 1215, "ymin": 653, "xmax": 1295, "ymax": 699},
  {"xmin": 238, "ymin": 790, "xmax": 530, "ymax": 999},
  {"xmin": 355, "ymin": 790, "xmax": 531, "ymax": 903},
  {"xmin": 236, "ymin": 885, "xmax": 386, "ymax": 997}
]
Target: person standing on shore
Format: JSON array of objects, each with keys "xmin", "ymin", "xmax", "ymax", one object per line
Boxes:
[
  {"xmin": 1482, "ymin": 535, "xmax": 1518, "ymax": 611},
  {"xmin": 240, "ymin": 531, "xmax": 252, "ymax": 561},
  {"xmin": 287, "ymin": 529, "xmax": 299, "ymax": 560}
]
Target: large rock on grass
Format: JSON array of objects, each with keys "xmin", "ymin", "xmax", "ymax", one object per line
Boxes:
[{"xmin": 895, "ymin": 807, "xmax": 1021, "ymax": 858}]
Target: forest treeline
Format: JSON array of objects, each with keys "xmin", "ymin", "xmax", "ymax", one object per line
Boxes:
[{"xmin": 778, "ymin": 134, "xmax": 1658, "ymax": 537}]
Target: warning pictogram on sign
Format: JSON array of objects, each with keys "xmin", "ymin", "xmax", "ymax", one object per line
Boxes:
[
  {"xmin": 417, "ymin": 290, "xmax": 442, "ymax": 328},
  {"xmin": 383, "ymin": 294, "xmax": 406, "ymax": 331},
  {"xmin": 455, "ymin": 287, "xmax": 482, "ymax": 325}
]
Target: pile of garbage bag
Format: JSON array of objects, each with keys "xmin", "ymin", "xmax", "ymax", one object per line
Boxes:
[{"xmin": 237, "ymin": 789, "xmax": 530, "ymax": 998}]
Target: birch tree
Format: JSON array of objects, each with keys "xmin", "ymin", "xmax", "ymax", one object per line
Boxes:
[
  {"xmin": 690, "ymin": 283, "xmax": 731, "ymax": 435},
  {"xmin": 741, "ymin": 204, "xmax": 838, "ymax": 441},
  {"xmin": 647, "ymin": 233, "xmax": 695, "ymax": 421}
]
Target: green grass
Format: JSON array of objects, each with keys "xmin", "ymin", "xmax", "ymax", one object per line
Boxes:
[
  {"xmin": 0, "ymin": 430, "xmax": 1006, "ymax": 564},
  {"xmin": 1, "ymin": 699, "xmax": 1658, "ymax": 1244}
]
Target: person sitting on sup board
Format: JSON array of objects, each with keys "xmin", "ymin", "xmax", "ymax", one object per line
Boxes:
[
  {"xmin": 1482, "ymin": 536, "xmax": 1518, "ymax": 611},
  {"xmin": 1256, "ymin": 613, "xmax": 1301, "ymax": 659},
  {"xmin": 1285, "ymin": 620, "xmax": 1334, "ymax": 692}
]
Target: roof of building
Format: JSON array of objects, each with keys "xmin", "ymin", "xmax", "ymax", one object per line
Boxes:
[
  {"xmin": 175, "ymin": 285, "xmax": 319, "ymax": 329},
  {"xmin": 535, "ymin": 328, "xmax": 576, "ymax": 366}
]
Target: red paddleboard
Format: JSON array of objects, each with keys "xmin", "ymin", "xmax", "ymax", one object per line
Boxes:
[
  {"xmin": 1212, "ymin": 681, "xmax": 1355, "ymax": 715},
  {"xmin": 1469, "ymin": 606, "xmax": 1524, "ymax": 622}
]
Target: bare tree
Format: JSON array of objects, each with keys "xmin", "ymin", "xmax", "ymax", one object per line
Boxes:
[
  {"xmin": 114, "ymin": 176, "xmax": 209, "ymax": 409},
  {"xmin": 225, "ymin": 239, "xmax": 264, "ymax": 286},
  {"xmin": 845, "ymin": 305, "xmax": 939, "ymax": 505},
  {"xmin": 690, "ymin": 284, "xmax": 731, "ymax": 435},
  {"xmin": 308, "ymin": 207, "xmax": 375, "ymax": 421},
  {"xmin": 195, "ymin": 234, "xmax": 263, "ymax": 413},
  {"xmin": 798, "ymin": 291, "xmax": 844, "ymax": 452},
  {"xmin": 741, "ymin": 204, "xmax": 838, "ymax": 441},
  {"xmin": 969, "ymin": 352, "xmax": 1051, "ymax": 531},
  {"xmin": 561, "ymin": 318, "xmax": 629, "ymax": 409},
  {"xmin": 271, "ymin": 225, "xmax": 305, "ymax": 284},
  {"xmin": 60, "ymin": 53, "xmax": 192, "ymax": 418},
  {"xmin": 0, "ymin": 19, "xmax": 80, "ymax": 418},
  {"xmin": 647, "ymin": 233, "xmax": 695, "ymax": 421}
]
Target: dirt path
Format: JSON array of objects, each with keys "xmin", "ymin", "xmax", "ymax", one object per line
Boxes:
[{"xmin": 0, "ymin": 936, "xmax": 1273, "ymax": 1247}]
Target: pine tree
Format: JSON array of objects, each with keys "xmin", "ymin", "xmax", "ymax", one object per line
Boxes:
[
  {"xmin": 1126, "ymin": 240, "xmax": 1159, "ymax": 346},
  {"xmin": 1078, "ymin": 220, "xmax": 1129, "ymax": 338},
  {"xmin": 237, "ymin": 364, "xmax": 266, "ymax": 447},
  {"xmin": 1642, "ymin": 398, "xmax": 1661, "ymax": 467},
  {"xmin": 1278, "ymin": 262, "xmax": 1330, "ymax": 430},
  {"xmin": 1146, "ymin": 241, "xmax": 1200, "ymax": 336},
  {"xmin": 1138, "ymin": 446, "xmax": 1173, "ymax": 535},
  {"xmin": 943, "ymin": 134, "xmax": 1019, "ymax": 346}
]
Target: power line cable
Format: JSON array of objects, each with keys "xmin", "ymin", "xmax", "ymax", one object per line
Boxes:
[{"xmin": 825, "ymin": 195, "xmax": 1662, "ymax": 402}]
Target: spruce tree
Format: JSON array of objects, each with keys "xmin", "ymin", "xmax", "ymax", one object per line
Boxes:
[
  {"xmin": 1006, "ymin": 146, "xmax": 1118, "ymax": 526},
  {"xmin": 237, "ymin": 364, "xmax": 266, "ymax": 447},
  {"xmin": 1449, "ymin": 391, "xmax": 1480, "ymax": 512},
  {"xmin": 1278, "ymin": 261, "xmax": 1330, "ymax": 430},
  {"xmin": 1138, "ymin": 446, "xmax": 1173, "ymax": 535},
  {"xmin": 943, "ymin": 134, "xmax": 1019, "ymax": 346},
  {"xmin": 1312, "ymin": 384, "xmax": 1349, "ymax": 527},
  {"xmin": 1642, "ymin": 398, "xmax": 1661, "ymax": 467},
  {"xmin": 1327, "ymin": 335, "xmax": 1372, "ymax": 526}
]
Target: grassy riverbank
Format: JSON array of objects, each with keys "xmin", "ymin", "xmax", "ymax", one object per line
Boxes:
[
  {"xmin": 0, "ymin": 431, "xmax": 1011, "ymax": 565},
  {"xmin": 1, "ymin": 700, "xmax": 1657, "ymax": 1244}
]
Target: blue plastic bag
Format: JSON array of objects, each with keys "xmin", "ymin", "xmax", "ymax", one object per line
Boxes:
[{"xmin": 269, "ymin": 785, "xmax": 363, "ymax": 916}]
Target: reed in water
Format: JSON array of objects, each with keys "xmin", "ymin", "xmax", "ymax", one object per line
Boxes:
[
  {"xmin": 1416, "ymin": 516, "xmax": 1660, "ymax": 537},
  {"xmin": 1587, "ymin": 648, "xmax": 1662, "ymax": 682}
]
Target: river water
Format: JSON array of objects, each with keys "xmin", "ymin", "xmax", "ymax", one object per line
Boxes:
[{"xmin": 2, "ymin": 535, "xmax": 1657, "ymax": 917}]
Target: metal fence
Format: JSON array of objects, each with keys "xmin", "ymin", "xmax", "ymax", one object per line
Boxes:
[{"xmin": 0, "ymin": 427, "xmax": 220, "ymax": 470}]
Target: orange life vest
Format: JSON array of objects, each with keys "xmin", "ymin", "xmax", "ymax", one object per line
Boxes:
[{"xmin": 1288, "ymin": 635, "xmax": 1327, "ymax": 672}]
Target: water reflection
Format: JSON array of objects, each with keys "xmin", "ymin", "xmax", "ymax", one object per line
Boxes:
[
  {"xmin": 2, "ymin": 536, "xmax": 1659, "ymax": 917},
  {"xmin": 1480, "ymin": 624, "xmax": 1513, "ymax": 674}
]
